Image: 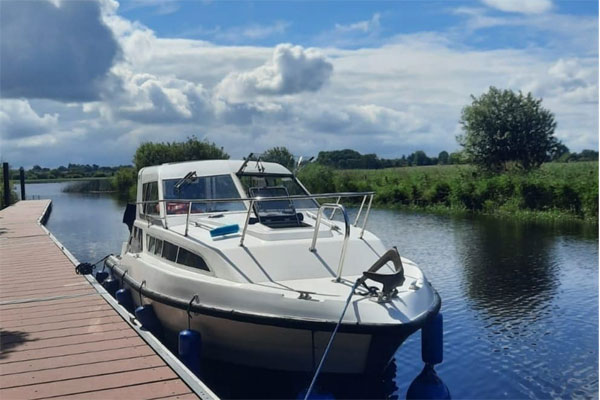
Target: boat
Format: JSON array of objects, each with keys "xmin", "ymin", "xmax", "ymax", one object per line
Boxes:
[{"xmin": 104, "ymin": 158, "xmax": 441, "ymax": 375}]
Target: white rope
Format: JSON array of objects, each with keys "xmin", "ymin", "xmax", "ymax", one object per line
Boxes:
[{"xmin": 304, "ymin": 279, "xmax": 360, "ymax": 400}]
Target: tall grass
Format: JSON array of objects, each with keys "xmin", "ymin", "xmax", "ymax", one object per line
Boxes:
[{"xmin": 298, "ymin": 162, "xmax": 598, "ymax": 223}]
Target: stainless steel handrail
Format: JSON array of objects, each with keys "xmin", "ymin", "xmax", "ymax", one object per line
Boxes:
[
  {"xmin": 239, "ymin": 199, "xmax": 254, "ymax": 247},
  {"xmin": 135, "ymin": 191, "xmax": 375, "ymax": 245},
  {"xmin": 359, "ymin": 194, "xmax": 374, "ymax": 239},
  {"xmin": 309, "ymin": 203, "xmax": 350, "ymax": 282}
]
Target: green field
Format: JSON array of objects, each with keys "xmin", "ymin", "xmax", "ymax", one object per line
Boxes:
[{"xmin": 298, "ymin": 162, "xmax": 599, "ymax": 223}]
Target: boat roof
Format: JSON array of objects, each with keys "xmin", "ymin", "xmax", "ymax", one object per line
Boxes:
[{"xmin": 139, "ymin": 159, "xmax": 292, "ymax": 181}]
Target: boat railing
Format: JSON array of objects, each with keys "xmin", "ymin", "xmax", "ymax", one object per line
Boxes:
[
  {"xmin": 135, "ymin": 191, "xmax": 375, "ymax": 246},
  {"xmin": 309, "ymin": 204, "xmax": 350, "ymax": 282}
]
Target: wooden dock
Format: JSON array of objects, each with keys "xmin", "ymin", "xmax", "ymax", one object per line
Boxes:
[{"xmin": 0, "ymin": 200, "xmax": 216, "ymax": 400}]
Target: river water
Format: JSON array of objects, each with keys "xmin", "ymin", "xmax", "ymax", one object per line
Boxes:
[{"xmin": 25, "ymin": 182, "xmax": 598, "ymax": 399}]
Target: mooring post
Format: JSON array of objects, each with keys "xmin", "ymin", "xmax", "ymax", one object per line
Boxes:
[
  {"xmin": 2, "ymin": 162, "xmax": 10, "ymax": 209},
  {"xmin": 19, "ymin": 167, "xmax": 25, "ymax": 201}
]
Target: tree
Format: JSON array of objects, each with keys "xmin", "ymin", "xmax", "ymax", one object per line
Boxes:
[
  {"xmin": 261, "ymin": 147, "xmax": 296, "ymax": 170},
  {"xmin": 438, "ymin": 151, "xmax": 449, "ymax": 165},
  {"xmin": 133, "ymin": 136, "xmax": 229, "ymax": 171},
  {"xmin": 407, "ymin": 150, "xmax": 431, "ymax": 166},
  {"xmin": 458, "ymin": 87, "xmax": 559, "ymax": 171},
  {"xmin": 550, "ymin": 143, "xmax": 570, "ymax": 161}
]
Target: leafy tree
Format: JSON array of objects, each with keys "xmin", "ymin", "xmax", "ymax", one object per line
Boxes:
[
  {"xmin": 458, "ymin": 87, "xmax": 559, "ymax": 171},
  {"xmin": 261, "ymin": 146, "xmax": 296, "ymax": 170},
  {"xmin": 133, "ymin": 136, "xmax": 229, "ymax": 171},
  {"xmin": 438, "ymin": 151, "xmax": 449, "ymax": 165},
  {"xmin": 407, "ymin": 150, "xmax": 432, "ymax": 166},
  {"xmin": 550, "ymin": 143, "xmax": 570, "ymax": 161}
]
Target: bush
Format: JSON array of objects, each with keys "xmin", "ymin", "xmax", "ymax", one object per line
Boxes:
[
  {"xmin": 297, "ymin": 164, "xmax": 336, "ymax": 194},
  {"xmin": 112, "ymin": 167, "xmax": 137, "ymax": 198},
  {"xmin": 425, "ymin": 182, "xmax": 451, "ymax": 205},
  {"xmin": 553, "ymin": 184, "xmax": 581, "ymax": 214},
  {"xmin": 519, "ymin": 182, "xmax": 553, "ymax": 210},
  {"xmin": 134, "ymin": 136, "xmax": 229, "ymax": 171}
]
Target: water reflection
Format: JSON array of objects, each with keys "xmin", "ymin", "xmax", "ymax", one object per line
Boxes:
[{"xmin": 456, "ymin": 218, "xmax": 559, "ymax": 319}]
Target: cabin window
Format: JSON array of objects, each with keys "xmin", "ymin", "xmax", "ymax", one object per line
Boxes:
[
  {"xmin": 130, "ymin": 227, "xmax": 143, "ymax": 253},
  {"xmin": 142, "ymin": 182, "xmax": 159, "ymax": 216},
  {"xmin": 163, "ymin": 175, "xmax": 245, "ymax": 214},
  {"xmin": 154, "ymin": 239, "xmax": 163, "ymax": 256},
  {"xmin": 162, "ymin": 241, "xmax": 179, "ymax": 262},
  {"xmin": 239, "ymin": 175, "xmax": 318, "ymax": 209},
  {"xmin": 146, "ymin": 235, "xmax": 210, "ymax": 272},
  {"xmin": 147, "ymin": 236, "xmax": 155, "ymax": 253},
  {"xmin": 177, "ymin": 247, "xmax": 209, "ymax": 271}
]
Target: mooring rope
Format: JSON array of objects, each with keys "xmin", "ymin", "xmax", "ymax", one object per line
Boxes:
[
  {"xmin": 304, "ymin": 278, "xmax": 361, "ymax": 400},
  {"xmin": 74, "ymin": 254, "xmax": 112, "ymax": 275}
]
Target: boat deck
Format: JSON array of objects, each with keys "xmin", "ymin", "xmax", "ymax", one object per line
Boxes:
[{"xmin": 0, "ymin": 200, "xmax": 214, "ymax": 399}]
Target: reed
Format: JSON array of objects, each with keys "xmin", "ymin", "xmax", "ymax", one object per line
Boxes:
[{"xmin": 298, "ymin": 162, "xmax": 598, "ymax": 223}]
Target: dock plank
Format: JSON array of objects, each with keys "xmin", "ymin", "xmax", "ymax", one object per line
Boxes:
[{"xmin": 0, "ymin": 200, "xmax": 202, "ymax": 399}]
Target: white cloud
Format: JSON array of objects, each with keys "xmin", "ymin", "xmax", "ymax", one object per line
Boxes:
[
  {"xmin": 335, "ymin": 13, "xmax": 381, "ymax": 33},
  {"xmin": 216, "ymin": 44, "xmax": 333, "ymax": 101},
  {"xmin": 481, "ymin": 0, "xmax": 553, "ymax": 14},
  {"xmin": 0, "ymin": 0, "xmax": 119, "ymax": 101},
  {"xmin": 0, "ymin": 100, "xmax": 58, "ymax": 139}
]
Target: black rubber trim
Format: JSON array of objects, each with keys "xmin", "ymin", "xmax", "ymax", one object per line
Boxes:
[{"xmin": 106, "ymin": 257, "xmax": 441, "ymax": 334}]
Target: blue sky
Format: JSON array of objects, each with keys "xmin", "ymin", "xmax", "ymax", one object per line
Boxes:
[{"xmin": 0, "ymin": 0, "xmax": 598, "ymax": 167}]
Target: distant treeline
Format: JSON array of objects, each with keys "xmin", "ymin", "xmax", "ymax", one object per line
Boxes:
[
  {"xmin": 12, "ymin": 163, "xmax": 133, "ymax": 181},
  {"xmin": 315, "ymin": 148, "xmax": 599, "ymax": 170}
]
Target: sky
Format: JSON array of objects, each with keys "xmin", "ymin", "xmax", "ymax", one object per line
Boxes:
[{"xmin": 0, "ymin": 0, "xmax": 598, "ymax": 168}]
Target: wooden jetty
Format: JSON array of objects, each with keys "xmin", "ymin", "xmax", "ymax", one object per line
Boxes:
[{"xmin": 0, "ymin": 200, "xmax": 217, "ymax": 400}]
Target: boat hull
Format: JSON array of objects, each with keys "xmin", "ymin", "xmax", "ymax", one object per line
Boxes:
[{"xmin": 122, "ymin": 280, "xmax": 439, "ymax": 374}]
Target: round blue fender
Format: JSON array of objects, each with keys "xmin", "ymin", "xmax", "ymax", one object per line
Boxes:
[
  {"xmin": 95, "ymin": 271, "xmax": 109, "ymax": 284},
  {"xmin": 101, "ymin": 278, "xmax": 119, "ymax": 297},
  {"xmin": 422, "ymin": 313, "xmax": 443, "ymax": 365},
  {"xmin": 135, "ymin": 304, "xmax": 163, "ymax": 338},
  {"xmin": 178, "ymin": 329, "xmax": 202, "ymax": 375},
  {"xmin": 407, "ymin": 312, "xmax": 450, "ymax": 399},
  {"xmin": 406, "ymin": 364, "xmax": 451, "ymax": 400},
  {"xmin": 115, "ymin": 288, "xmax": 133, "ymax": 312}
]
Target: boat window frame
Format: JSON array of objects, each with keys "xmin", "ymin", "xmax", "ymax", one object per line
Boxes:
[
  {"xmin": 129, "ymin": 226, "xmax": 143, "ymax": 253},
  {"xmin": 162, "ymin": 173, "xmax": 246, "ymax": 214},
  {"xmin": 145, "ymin": 234, "xmax": 210, "ymax": 273},
  {"xmin": 141, "ymin": 181, "xmax": 160, "ymax": 216},
  {"xmin": 237, "ymin": 172, "xmax": 319, "ymax": 210}
]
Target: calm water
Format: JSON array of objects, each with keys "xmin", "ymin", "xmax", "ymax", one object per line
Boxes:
[{"xmin": 26, "ymin": 182, "xmax": 599, "ymax": 399}]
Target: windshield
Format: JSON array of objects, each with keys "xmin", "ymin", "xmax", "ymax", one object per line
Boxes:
[
  {"xmin": 163, "ymin": 174, "xmax": 245, "ymax": 214},
  {"xmin": 239, "ymin": 175, "xmax": 318, "ymax": 209}
]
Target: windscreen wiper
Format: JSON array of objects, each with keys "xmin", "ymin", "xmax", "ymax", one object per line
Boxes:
[
  {"xmin": 174, "ymin": 171, "xmax": 197, "ymax": 193},
  {"xmin": 236, "ymin": 153, "xmax": 254, "ymax": 175}
]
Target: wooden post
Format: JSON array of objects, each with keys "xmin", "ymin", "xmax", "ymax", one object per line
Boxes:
[
  {"xmin": 19, "ymin": 167, "xmax": 26, "ymax": 200},
  {"xmin": 2, "ymin": 162, "xmax": 10, "ymax": 208}
]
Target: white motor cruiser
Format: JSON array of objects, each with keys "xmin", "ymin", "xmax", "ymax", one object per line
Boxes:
[{"xmin": 105, "ymin": 159, "xmax": 440, "ymax": 375}]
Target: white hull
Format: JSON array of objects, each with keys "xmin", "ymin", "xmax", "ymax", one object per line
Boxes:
[{"xmin": 122, "ymin": 280, "xmax": 426, "ymax": 374}]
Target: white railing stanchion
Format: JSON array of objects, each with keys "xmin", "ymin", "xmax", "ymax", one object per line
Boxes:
[
  {"xmin": 329, "ymin": 196, "xmax": 341, "ymax": 220},
  {"xmin": 353, "ymin": 195, "xmax": 367, "ymax": 227},
  {"xmin": 359, "ymin": 194, "xmax": 373, "ymax": 239},
  {"xmin": 184, "ymin": 201, "xmax": 192, "ymax": 236},
  {"xmin": 240, "ymin": 200, "xmax": 254, "ymax": 247}
]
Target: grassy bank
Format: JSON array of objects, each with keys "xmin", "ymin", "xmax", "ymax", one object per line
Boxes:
[{"xmin": 298, "ymin": 162, "xmax": 598, "ymax": 223}]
